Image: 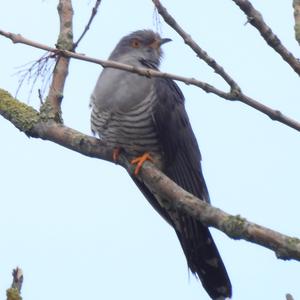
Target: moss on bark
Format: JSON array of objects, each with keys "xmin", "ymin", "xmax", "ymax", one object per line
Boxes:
[
  {"xmin": 6, "ymin": 288, "xmax": 22, "ymax": 300},
  {"xmin": 0, "ymin": 89, "xmax": 40, "ymax": 134}
]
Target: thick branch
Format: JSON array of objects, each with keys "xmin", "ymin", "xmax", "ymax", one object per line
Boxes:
[
  {"xmin": 130, "ymin": 160, "xmax": 300, "ymax": 261},
  {"xmin": 293, "ymin": 0, "xmax": 300, "ymax": 45},
  {"xmin": 232, "ymin": 0, "xmax": 300, "ymax": 76},
  {"xmin": 34, "ymin": 121, "xmax": 113, "ymax": 162},
  {"xmin": 1, "ymin": 30, "xmax": 300, "ymax": 132},
  {"xmin": 0, "ymin": 89, "xmax": 112, "ymax": 162},
  {"xmin": 1, "ymin": 89, "xmax": 300, "ymax": 262}
]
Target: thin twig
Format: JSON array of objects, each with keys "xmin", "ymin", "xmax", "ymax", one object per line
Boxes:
[
  {"xmin": 14, "ymin": 52, "xmax": 55, "ymax": 100},
  {"xmin": 1, "ymin": 29, "xmax": 300, "ymax": 132},
  {"xmin": 152, "ymin": 0, "xmax": 241, "ymax": 93},
  {"xmin": 286, "ymin": 293, "xmax": 295, "ymax": 300},
  {"xmin": 238, "ymin": 93, "xmax": 300, "ymax": 130},
  {"xmin": 293, "ymin": 0, "xmax": 300, "ymax": 45},
  {"xmin": 232, "ymin": 0, "xmax": 300, "ymax": 76},
  {"xmin": 11, "ymin": 268, "xmax": 23, "ymax": 293},
  {"xmin": 6, "ymin": 267, "xmax": 23, "ymax": 300},
  {"xmin": 73, "ymin": 0, "xmax": 102, "ymax": 50}
]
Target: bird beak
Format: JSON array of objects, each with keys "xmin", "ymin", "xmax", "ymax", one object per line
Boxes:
[
  {"xmin": 149, "ymin": 37, "xmax": 172, "ymax": 49},
  {"xmin": 159, "ymin": 38, "xmax": 172, "ymax": 46}
]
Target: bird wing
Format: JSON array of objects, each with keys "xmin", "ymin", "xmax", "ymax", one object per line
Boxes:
[
  {"xmin": 147, "ymin": 77, "xmax": 232, "ymax": 299},
  {"xmin": 151, "ymin": 77, "xmax": 210, "ymax": 203}
]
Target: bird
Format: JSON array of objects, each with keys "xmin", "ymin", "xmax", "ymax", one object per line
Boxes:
[{"xmin": 90, "ymin": 29, "xmax": 232, "ymax": 300}]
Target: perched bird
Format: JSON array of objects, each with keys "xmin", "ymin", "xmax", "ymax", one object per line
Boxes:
[{"xmin": 90, "ymin": 29, "xmax": 232, "ymax": 299}]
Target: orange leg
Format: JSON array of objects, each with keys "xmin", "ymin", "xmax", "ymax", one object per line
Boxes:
[
  {"xmin": 131, "ymin": 152, "xmax": 154, "ymax": 176},
  {"xmin": 112, "ymin": 147, "xmax": 121, "ymax": 163}
]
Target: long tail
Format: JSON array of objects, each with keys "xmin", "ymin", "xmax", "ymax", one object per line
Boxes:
[
  {"xmin": 165, "ymin": 155, "xmax": 232, "ymax": 299},
  {"xmin": 175, "ymin": 216, "xmax": 232, "ymax": 299},
  {"xmin": 132, "ymin": 176, "xmax": 232, "ymax": 299}
]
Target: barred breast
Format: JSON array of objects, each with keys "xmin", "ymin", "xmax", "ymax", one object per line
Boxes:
[{"xmin": 91, "ymin": 85, "xmax": 163, "ymax": 164}]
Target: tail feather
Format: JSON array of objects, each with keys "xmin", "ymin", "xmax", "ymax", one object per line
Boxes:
[
  {"xmin": 132, "ymin": 177, "xmax": 232, "ymax": 299},
  {"xmin": 164, "ymin": 150, "xmax": 232, "ymax": 299},
  {"xmin": 175, "ymin": 216, "xmax": 232, "ymax": 299}
]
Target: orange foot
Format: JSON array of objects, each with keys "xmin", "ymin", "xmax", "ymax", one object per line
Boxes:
[
  {"xmin": 131, "ymin": 152, "xmax": 154, "ymax": 176},
  {"xmin": 112, "ymin": 147, "xmax": 122, "ymax": 163}
]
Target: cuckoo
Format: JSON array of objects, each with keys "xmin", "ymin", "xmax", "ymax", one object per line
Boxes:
[{"xmin": 90, "ymin": 29, "xmax": 232, "ymax": 299}]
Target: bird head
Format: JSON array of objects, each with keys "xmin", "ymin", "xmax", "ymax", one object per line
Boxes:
[{"xmin": 109, "ymin": 29, "xmax": 172, "ymax": 68}]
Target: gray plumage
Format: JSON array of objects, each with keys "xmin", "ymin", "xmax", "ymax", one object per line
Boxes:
[{"xmin": 90, "ymin": 29, "xmax": 232, "ymax": 299}]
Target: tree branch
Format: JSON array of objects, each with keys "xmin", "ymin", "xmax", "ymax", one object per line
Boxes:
[
  {"xmin": 42, "ymin": 0, "xmax": 74, "ymax": 122},
  {"xmin": 152, "ymin": 0, "xmax": 241, "ymax": 93},
  {"xmin": 6, "ymin": 267, "xmax": 23, "ymax": 300},
  {"xmin": 73, "ymin": 0, "xmax": 102, "ymax": 50},
  {"xmin": 131, "ymin": 159, "xmax": 300, "ymax": 262},
  {"xmin": 286, "ymin": 293, "xmax": 295, "ymax": 300},
  {"xmin": 1, "ymin": 88, "xmax": 300, "ymax": 262},
  {"xmin": 232, "ymin": 0, "xmax": 300, "ymax": 76},
  {"xmin": 0, "ymin": 89, "xmax": 112, "ymax": 162},
  {"xmin": 152, "ymin": 1, "xmax": 300, "ymax": 132},
  {"xmin": 152, "ymin": 0, "xmax": 300, "ymax": 131},
  {"xmin": 293, "ymin": 0, "xmax": 300, "ymax": 45},
  {"xmin": 1, "ymin": 29, "xmax": 300, "ymax": 132}
]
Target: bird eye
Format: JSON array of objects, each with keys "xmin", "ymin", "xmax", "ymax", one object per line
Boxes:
[{"xmin": 131, "ymin": 39, "xmax": 141, "ymax": 48}]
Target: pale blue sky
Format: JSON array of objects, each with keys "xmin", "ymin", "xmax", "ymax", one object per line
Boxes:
[{"xmin": 1, "ymin": 1, "xmax": 300, "ymax": 300}]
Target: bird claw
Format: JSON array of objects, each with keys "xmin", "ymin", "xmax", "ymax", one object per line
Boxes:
[{"xmin": 131, "ymin": 152, "xmax": 153, "ymax": 175}]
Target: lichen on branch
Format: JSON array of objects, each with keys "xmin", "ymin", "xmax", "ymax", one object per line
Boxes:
[{"xmin": 0, "ymin": 89, "xmax": 39, "ymax": 134}]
